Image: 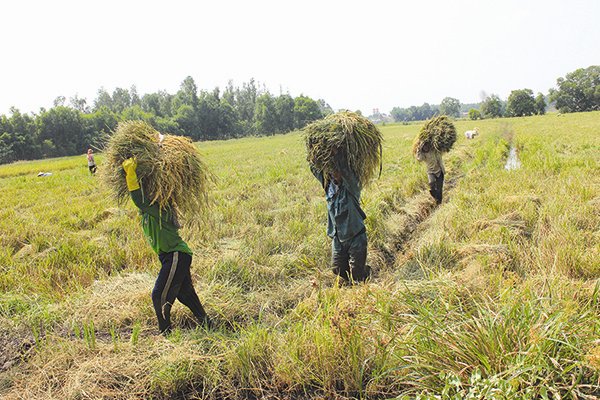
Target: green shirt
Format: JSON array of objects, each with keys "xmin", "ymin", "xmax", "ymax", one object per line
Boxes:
[{"xmin": 129, "ymin": 189, "xmax": 192, "ymax": 255}]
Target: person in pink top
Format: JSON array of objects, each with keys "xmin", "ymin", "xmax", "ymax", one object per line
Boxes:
[{"xmin": 87, "ymin": 149, "xmax": 97, "ymax": 174}]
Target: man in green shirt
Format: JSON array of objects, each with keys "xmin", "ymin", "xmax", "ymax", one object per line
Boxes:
[
  {"xmin": 415, "ymin": 142, "xmax": 445, "ymax": 204},
  {"xmin": 311, "ymin": 155, "xmax": 371, "ymax": 284},
  {"xmin": 122, "ymin": 158, "xmax": 211, "ymax": 334}
]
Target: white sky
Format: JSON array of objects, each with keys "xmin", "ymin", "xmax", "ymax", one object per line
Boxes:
[{"xmin": 1, "ymin": 0, "xmax": 599, "ymax": 116}]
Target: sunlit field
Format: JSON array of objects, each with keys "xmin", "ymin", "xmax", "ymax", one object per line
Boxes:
[{"xmin": 1, "ymin": 112, "xmax": 599, "ymax": 399}]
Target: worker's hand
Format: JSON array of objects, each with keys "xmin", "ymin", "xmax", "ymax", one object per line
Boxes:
[
  {"xmin": 121, "ymin": 157, "xmax": 140, "ymax": 191},
  {"xmin": 122, "ymin": 157, "xmax": 137, "ymax": 173}
]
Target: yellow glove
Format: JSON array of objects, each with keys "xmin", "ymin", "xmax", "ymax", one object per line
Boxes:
[{"xmin": 122, "ymin": 157, "xmax": 140, "ymax": 191}]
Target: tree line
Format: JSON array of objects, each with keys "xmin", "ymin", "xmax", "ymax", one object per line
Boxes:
[
  {"xmin": 0, "ymin": 77, "xmax": 332, "ymax": 164},
  {"xmin": 2, "ymin": 65, "xmax": 597, "ymax": 164},
  {"xmin": 386, "ymin": 65, "xmax": 599, "ymax": 122}
]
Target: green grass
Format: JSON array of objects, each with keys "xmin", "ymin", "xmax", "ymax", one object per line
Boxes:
[{"xmin": 0, "ymin": 112, "xmax": 599, "ymax": 399}]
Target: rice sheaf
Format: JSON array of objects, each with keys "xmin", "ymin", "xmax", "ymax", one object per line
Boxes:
[
  {"xmin": 304, "ymin": 111, "xmax": 383, "ymax": 187},
  {"xmin": 412, "ymin": 115, "xmax": 457, "ymax": 154},
  {"xmin": 101, "ymin": 120, "xmax": 213, "ymax": 223}
]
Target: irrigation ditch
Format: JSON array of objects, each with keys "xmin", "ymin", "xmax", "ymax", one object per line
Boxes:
[
  {"xmin": 505, "ymin": 145, "xmax": 521, "ymax": 170},
  {"xmin": 371, "ymin": 152, "xmax": 469, "ymax": 277},
  {"xmin": 502, "ymin": 123, "xmax": 522, "ymax": 171},
  {"xmin": 372, "ymin": 124, "xmax": 524, "ymax": 281}
]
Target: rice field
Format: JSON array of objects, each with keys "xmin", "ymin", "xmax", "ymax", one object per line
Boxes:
[{"xmin": 0, "ymin": 111, "xmax": 599, "ymax": 399}]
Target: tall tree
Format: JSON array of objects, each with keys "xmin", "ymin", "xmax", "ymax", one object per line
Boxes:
[
  {"xmin": 254, "ymin": 93, "xmax": 278, "ymax": 135},
  {"xmin": 141, "ymin": 91, "xmax": 174, "ymax": 118},
  {"xmin": 506, "ymin": 89, "xmax": 535, "ymax": 117},
  {"xmin": 83, "ymin": 106, "xmax": 119, "ymax": 138},
  {"xmin": 69, "ymin": 94, "xmax": 89, "ymax": 113},
  {"xmin": 53, "ymin": 96, "xmax": 66, "ymax": 107},
  {"xmin": 173, "ymin": 104, "xmax": 198, "ymax": 139},
  {"xmin": 317, "ymin": 99, "xmax": 334, "ymax": 116},
  {"xmin": 0, "ymin": 109, "xmax": 39, "ymax": 162},
  {"xmin": 236, "ymin": 78, "xmax": 258, "ymax": 126},
  {"xmin": 121, "ymin": 105, "xmax": 155, "ymax": 124},
  {"xmin": 38, "ymin": 106, "xmax": 87, "ymax": 156},
  {"xmin": 141, "ymin": 92, "xmax": 163, "ymax": 116},
  {"xmin": 439, "ymin": 97, "xmax": 461, "ymax": 117},
  {"xmin": 390, "ymin": 106, "xmax": 409, "ymax": 122},
  {"xmin": 175, "ymin": 76, "xmax": 199, "ymax": 111},
  {"xmin": 112, "ymin": 87, "xmax": 132, "ymax": 113},
  {"xmin": 156, "ymin": 90, "xmax": 174, "ymax": 117},
  {"xmin": 130, "ymin": 85, "xmax": 141, "ymax": 106},
  {"xmin": 0, "ymin": 132, "xmax": 14, "ymax": 164},
  {"xmin": 549, "ymin": 65, "xmax": 600, "ymax": 113},
  {"xmin": 93, "ymin": 87, "xmax": 113, "ymax": 111},
  {"xmin": 218, "ymin": 98, "xmax": 238, "ymax": 139},
  {"xmin": 417, "ymin": 102, "xmax": 436, "ymax": 120},
  {"xmin": 469, "ymin": 108, "xmax": 482, "ymax": 120},
  {"xmin": 294, "ymin": 95, "xmax": 322, "ymax": 129},
  {"xmin": 223, "ymin": 80, "xmax": 236, "ymax": 107},
  {"xmin": 534, "ymin": 93, "xmax": 546, "ymax": 115},
  {"xmin": 197, "ymin": 88, "xmax": 222, "ymax": 140},
  {"xmin": 274, "ymin": 94, "xmax": 295, "ymax": 133},
  {"xmin": 480, "ymin": 94, "xmax": 504, "ymax": 118}
]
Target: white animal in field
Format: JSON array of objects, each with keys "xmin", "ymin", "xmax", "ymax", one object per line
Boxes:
[{"xmin": 465, "ymin": 127, "xmax": 479, "ymax": 139}]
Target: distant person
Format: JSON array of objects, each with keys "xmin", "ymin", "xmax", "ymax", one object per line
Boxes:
[
  {"xmin": 311, "ymin": 153, "xmax": 371, "ymax": 285},
  {"xmin": 464, "ymin": 128, "xmax": 479, "ymax": 139},
  {"xmin": 87, "ymin": 149, "xmax": 97, "ymax": 174},
  {"xmin": 415, "ymin": 142, "xmax": 445, "ymax": 204},
  {"xmin": 121, "ymin": 157, "xmax": 212, "ymax": 335}
]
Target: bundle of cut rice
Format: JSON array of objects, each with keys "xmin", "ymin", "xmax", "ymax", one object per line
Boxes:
[
  {"xmin": 412, "ymin": 115, "xmax": 457, "ymax": 154},
  {"xmin": 304, "ymin": 111, "xmax": 382, "ymax": 186},
  {"xmin": 101, "ymin": 120, "xmax": 213, "ymax": 222}
]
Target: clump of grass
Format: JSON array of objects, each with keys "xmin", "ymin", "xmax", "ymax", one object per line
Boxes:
[
  {"xmin": 412, "ymin": 115, "xmax": 457, "ymax": 154},
  {"xmin": 304, "ymin": 111, "xmax": 383, "ymax": 186},
  {"xmin": 100, "ymin": 121, "xmax": 214, "ymax": 224}
]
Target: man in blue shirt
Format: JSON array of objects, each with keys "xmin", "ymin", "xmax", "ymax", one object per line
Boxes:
[{"xmin": 311, "ymin": 155, "xmax": 371, "ymax": 284}]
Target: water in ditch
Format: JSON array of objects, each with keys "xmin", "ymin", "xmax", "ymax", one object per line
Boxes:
[{"xmin": 505, "ymin": 145, "xmax": 521, "ymax": 170}]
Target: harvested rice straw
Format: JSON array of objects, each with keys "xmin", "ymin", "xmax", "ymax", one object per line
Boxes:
[
  {"xmin": 412, "ymin": 115, "xmax": 457, "ymax": 154},
  {"xmin": 304, "ymin": 111, "xmax": 383, "ymax": 186},
  {"xmin": 101, "ymin": 121, "xmax": 213, "ymax": 224}
]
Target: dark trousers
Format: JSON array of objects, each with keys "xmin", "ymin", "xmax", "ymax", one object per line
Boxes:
[
  {"xmin": 153, "ymin": 251, "xmax": 208, "ymax": 333},
  {"xmin": 88, "ymin": 165, "xmax": 97, "ymax": 174},
  {"xmin": 331, "ymin": 230, "xmax": 370, "ymax": 283},
  {"xmin": 428, "ymin": 170, "xmax": 444, "ymax": 204}
]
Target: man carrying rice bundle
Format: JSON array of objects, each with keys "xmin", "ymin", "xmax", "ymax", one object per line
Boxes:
[
  {"xmin": 103, "ymin": 121, "xmax": 213, "ymax": 335},
  {"xmin": 413, "ymin": 115, "xmax": 456, "ymax": 205},
  {"xmin": 305, "ymin": 111, "xmax": 382, "ymax": 285},
  {"xmin": 415, "ymin": 142, "xmax": 445, "ymax": 204}
]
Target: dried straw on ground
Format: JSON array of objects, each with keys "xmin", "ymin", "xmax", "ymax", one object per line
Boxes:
[
  {"xmin": 412, "ymin": 115, "xmax": 457, "ymax": 154},
  {"xmin": 304, "ymin": 111, "xmax": 383, "ymax": 186},
  {"xmin": 101, "ymin": 121, "xmax": 213, "ymax": 222}
]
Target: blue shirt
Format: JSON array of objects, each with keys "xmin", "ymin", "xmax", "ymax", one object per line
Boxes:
[{"xmin": 311, "ymin": 165, "xmax": 366, "ymax": 242}]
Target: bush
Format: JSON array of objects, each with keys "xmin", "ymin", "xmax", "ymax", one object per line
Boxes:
[{"xmin": 469, "ymin": 109, "xmax": 482, "ymax": 120}]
